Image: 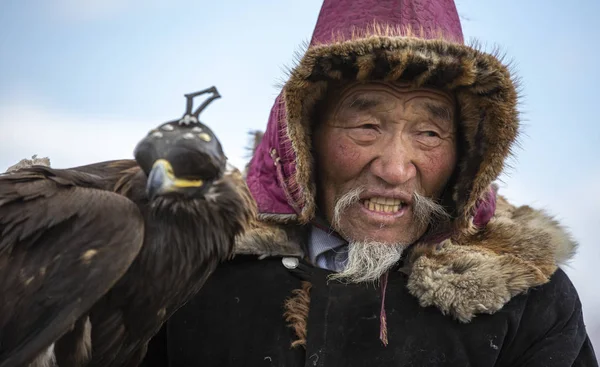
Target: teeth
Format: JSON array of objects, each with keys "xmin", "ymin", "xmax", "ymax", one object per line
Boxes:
[
  {"xmin": 363, "ymin": 198, "xmax": 404, "ymax": 213},
  {"xmin": 369, "ymin": 197, "xmax": 403, "ymax": 205}
]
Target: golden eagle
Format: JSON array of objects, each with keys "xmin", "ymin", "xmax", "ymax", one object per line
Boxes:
[{"xmin": 0, "ymin": 87, "xmax": 255, "ymax": 367}]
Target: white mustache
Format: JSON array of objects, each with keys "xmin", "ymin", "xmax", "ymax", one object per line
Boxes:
[
  {"xmin": 332, "ymin": 186, "xmax": 365, "ymax": 229},
  {"xmin": 332, "ymin": 187, "xmax": 449, "ymax": 233}
]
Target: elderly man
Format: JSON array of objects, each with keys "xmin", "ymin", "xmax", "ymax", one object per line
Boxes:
[{"xmin": 143, "ymin": 0, "xmax": 598, "ymax": 366}]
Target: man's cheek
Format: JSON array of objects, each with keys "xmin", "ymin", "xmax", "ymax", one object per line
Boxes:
[
  {"xmin": 330, "ymin": 141, "xmax": 361, "ymax": 172},
  {"xmin": 419, "ymin": 150, "xmax": 456, "ymax": 187}
]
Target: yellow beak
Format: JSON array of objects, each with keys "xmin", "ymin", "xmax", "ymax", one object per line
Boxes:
[{"xmin": 146, "ymin": 159, "xmax": 203, "ymax": 198}]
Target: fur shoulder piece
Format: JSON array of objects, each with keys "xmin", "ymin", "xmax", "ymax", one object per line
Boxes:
[
  {"xmin": 406, "ymin": 194, "xmax": 577, "ymax": 322},
  {"xmin": 232, "ymin": 185, "xmax": 577, "ymax": 322}
]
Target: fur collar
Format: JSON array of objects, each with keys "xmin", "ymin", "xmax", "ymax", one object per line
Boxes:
[{"xmin": 233, "ymin": 192, "xmax": 577, "ymax": 322}]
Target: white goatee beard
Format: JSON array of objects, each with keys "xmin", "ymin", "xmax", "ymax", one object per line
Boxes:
[
  {"xmin": 328, "ymin": 186, "xmax": 450, "ymax": 284},
  {"xmin": 328, "ymin": 241, "xmax": 406, "ymax": 284}
]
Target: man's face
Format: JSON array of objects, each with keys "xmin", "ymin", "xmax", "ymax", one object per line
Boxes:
[{"xmin": 313, "ymin": 82, "xmax": 457, "ymax": 245}]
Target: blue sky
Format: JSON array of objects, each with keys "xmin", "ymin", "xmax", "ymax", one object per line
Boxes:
[{"xmin": 1, "ymin": 0, "xmax": 599, "ymax": 348}]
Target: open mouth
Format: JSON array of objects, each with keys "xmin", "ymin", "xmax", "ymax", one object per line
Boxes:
[{"xmin": 362, "ymin": 197, "xmax": 407, "ymax": 214}]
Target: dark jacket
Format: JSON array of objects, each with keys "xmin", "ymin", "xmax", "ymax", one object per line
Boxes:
[{"xmin": 142, "ymin": 255, "xmax": 596, "ymax": 366}]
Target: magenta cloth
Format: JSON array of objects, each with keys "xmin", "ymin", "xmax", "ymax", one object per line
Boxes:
[
  {"xmin": 309, "ymin": 0, "xmax": 464, "ymax": 45},
  {"xmin": 246, "ymin": 0, "xmax": 496, "ymax": 225},
  {"xmin": 473, "ymin": 185, "xmax": 499, "ymax": 228}
]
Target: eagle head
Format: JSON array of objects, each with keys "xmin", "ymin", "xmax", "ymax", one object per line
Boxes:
[{"xmin": 133, "ymin": 118, "xmax": 227, "ymax": 200}]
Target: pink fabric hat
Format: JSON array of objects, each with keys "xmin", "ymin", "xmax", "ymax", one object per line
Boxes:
[{"xmin": 247, "ymin": 0, "xmax": 512, "ymax": 233}]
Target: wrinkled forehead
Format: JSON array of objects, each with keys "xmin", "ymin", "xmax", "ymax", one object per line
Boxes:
[
  {"xmin": 332, "ymin": 81, "xmax": 454, "ymax": 111},
  {"xmin": 319, "ymin": 81, "xmax": 456, "ymax": 128}
]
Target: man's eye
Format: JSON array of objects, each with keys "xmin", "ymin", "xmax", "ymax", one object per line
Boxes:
[
  {"xmin": 347, "ymin": 124, "xmax": 379, "ymax": 142},
  {"xmin": 422, "ymin": 131, "xmax": 440, "ymax": 137},
  {"xmin": 360, "ymin": 124, "xmax": 379, "ymax": 130},
  {"xmin": 416, "ymin": 130, "xmax": 444, "ymax": 148}
]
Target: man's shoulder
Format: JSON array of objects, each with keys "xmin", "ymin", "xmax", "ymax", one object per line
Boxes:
[
  {"xmin": 495, "ymin": 267, "xmax": 596, "ymax": 366},
  {"xmin": 517, "ymin": 267, "xmax": 583, "ymax": 316},
  {"xmin": 534, "ymin": 267, "xmax": 579, "ymax": 294},
  {"xmin": 499, "ymin": 267, "xmax": 585, "ymax": 345}
]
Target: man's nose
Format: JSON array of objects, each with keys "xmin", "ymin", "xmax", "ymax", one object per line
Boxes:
[{"xmin": 369, "ymin": 139, "xmax": 417, "ymax": 186}]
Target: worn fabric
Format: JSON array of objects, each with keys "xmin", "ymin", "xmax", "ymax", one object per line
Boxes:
[
  {"xmin": 142, "ymin": 256, "xmax": 597, "ymax": 367},
  {"xmin": 140, "ymin": 198, "xmax": 598, "ymax": 366}
]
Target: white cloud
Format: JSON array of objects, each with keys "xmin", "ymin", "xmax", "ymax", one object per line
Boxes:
[
  {"xmin": 0, "ymin": 100, "xmax": 248, "ymax": 172},
  {"xmin": 46, "ymin": 0, "xmax": 173, "ymax": 22},
  {"xmin": 1, "ymin": 103, "xmax": 147, "ymax": 170},
  {"xmin": 49, "ymin": 0, "xmax": 136, "ymax": 22}
]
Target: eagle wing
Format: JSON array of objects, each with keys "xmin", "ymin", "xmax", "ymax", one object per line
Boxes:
[{"xmin": 0, "ymin": 164, "xmax": 145, "ymax": 367}]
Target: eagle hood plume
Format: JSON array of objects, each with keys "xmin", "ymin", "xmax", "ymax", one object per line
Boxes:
[{"xmin": 0, "ymin": 87, "xmax": 256, "ymax": 367}]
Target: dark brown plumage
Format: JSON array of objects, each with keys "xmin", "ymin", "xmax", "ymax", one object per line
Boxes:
[{"xmin": 0, "ymin": 88, "xmax": 255, "ymax": 367}]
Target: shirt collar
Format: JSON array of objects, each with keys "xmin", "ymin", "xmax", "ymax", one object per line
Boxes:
[{"xmin": 308, "ymin": 225, "xmax": 347, "ymax": 266}]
